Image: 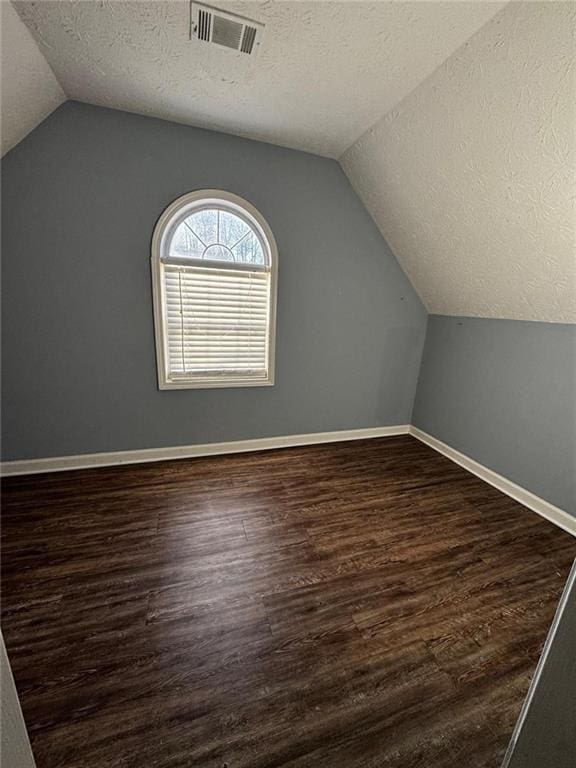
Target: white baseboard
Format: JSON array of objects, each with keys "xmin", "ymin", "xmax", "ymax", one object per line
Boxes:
[
  {"xmin": 3, "ymin": 424, "xmax": 574, "ymax": 538},
  {"xmin": 0, "ymin": 425, "xmax": 409, "ymax": 477},
  {"xmin": 409, "ymin": 426, "xmax": 576, "ymax": 538}
]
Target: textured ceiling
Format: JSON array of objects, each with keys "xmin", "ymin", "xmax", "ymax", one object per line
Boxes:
[
  {"xmin": 342, "ymin": 1, "xmax": 576, "ymax": 323},
  {"xmin": 0, "ymin": 0, "xmax": 65, "ymax": 156},
  {"xmin": 4, "ymin": 1, "xmax": 573, "ymax": 324},
  {"xmin": 14, "ymin": 0, "xmax": 504, "ymax": 158}
]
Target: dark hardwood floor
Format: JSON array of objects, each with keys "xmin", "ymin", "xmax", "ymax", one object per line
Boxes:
[{"xmin": 2, "ymin": 436, "xmax": 574, "ymax": 768}]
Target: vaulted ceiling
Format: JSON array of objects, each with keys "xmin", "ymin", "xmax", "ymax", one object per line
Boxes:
[
  {"xmin": 11, "ymin": 0, "xmax": 505, "ymax": 158},
  {"xmin": 342, "ymin": 1, "xmax": 576, "ymax": 323},
  {"xmin": 2, "ymin": 1, "xmax": 575, "ymax": 323},
  {"xmin": 0, "ymin": 0, "xmax": 65, "ymax": 156}
]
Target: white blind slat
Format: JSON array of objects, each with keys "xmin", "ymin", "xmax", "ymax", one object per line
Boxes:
[{"xmin": 163, "ymin": 264, "xmax": 271, "ymax": 380}]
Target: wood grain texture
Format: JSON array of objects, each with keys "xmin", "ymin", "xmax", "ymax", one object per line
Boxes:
[{"xmin": 2, "ymin": 436, "xmax": 574, "ymax": 768}]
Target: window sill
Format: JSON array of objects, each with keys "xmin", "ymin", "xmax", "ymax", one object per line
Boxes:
[{"xmin": 158, "ymin": 378, "xmax": 275, "ymax": 391}]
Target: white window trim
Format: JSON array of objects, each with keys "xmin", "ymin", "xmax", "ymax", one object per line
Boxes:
[{"xmin": 151, "ymin": 190, "xmax": 278, "ymax": 390}]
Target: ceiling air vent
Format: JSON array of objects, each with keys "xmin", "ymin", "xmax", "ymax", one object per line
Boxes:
[{"xmin": 190, "ymin": 3, "xmax": 263, "ymax": 55}]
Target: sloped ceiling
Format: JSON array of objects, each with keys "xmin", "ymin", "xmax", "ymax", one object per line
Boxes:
[
  {"xmin": 4, "ymin": 1, "xmax": 574, "ymax": 324},
  {"xmin": 13, "ymin": 0, "xmax": 504, "ymax": 158},
  {"xmin": 0, "ymin": 0, "xmax": 65, "ymax": 156},
  {"xmin": 342, "ymin": 1, "xmax": 576, "ymax": 323}
]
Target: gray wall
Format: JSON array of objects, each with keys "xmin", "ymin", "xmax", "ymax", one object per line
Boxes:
[
  {"xmin": 413, "ymin": 315, "xmax": 576, "ymax": 515},
  {"xmin": 505, "ymin": 561, "xmax": 576, "ymax": 768},
  {"xmin": 1, "ymin": 102, "xmax": 426, "ymax": 461},
  {"xmin": 1, "ymin": 634, "xmax": 36, "ymax": 768}
]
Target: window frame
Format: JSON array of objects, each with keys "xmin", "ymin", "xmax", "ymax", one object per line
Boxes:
[{"xmin": 151, "ymin": 189, "xmax": 278, "ymax": 390}]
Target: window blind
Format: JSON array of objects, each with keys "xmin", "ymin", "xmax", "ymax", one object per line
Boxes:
[{"xmin": 163, "ymin": 263, "xmax": 271, "ymax": 381}]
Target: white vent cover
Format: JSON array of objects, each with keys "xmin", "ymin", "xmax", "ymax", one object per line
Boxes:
[{"xmin": 190, "ymin": 3, "xmax": 264, "ymax": 55}]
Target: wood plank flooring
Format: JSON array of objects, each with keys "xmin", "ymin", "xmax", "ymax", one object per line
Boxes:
[{"xmin": 2, "ymin": 436, "xmax": 574, "ymax": 768}]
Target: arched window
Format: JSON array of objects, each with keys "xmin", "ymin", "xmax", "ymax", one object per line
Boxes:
[{"xmin": 151, "ymin": 190, "xmax": 277, "ymax": 389}]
